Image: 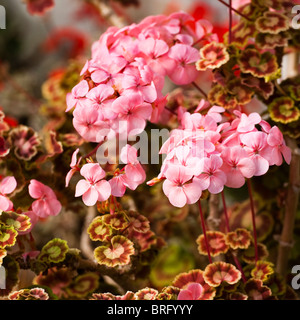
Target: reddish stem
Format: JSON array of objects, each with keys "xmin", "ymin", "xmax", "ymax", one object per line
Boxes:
[
  {"xmin": 198, "ymin": 199, "xmax": 213, "ymax": 264},
  {"xmin": 228, "ymin": 0, "xmax": 232, "ymax": 44},
  {"xmin": 84, "ymin": 139, "xmax": 106, "ymax": 159},
  {"xmin": 221, "ymin": 190, "xmax": 247, "ymax": 283},
  {"xmin": 221, "ymin": 191, "xmax": 230, "ymax": 233},
  {"xmin": 247, "ymin": 179, "xmax": 259, "ymax": 264},
  {"xmin": 192, "ymin": 82, "xmax": 208, "ymax": 99},
  {"xmin": 217, "ymin": 0, "xmax": 252, "ymax": 22}
]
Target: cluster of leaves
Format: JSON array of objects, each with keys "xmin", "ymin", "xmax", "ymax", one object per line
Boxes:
[{"xmin": 198, "ymin": 0, "xmax": 300, "ymax": 139}]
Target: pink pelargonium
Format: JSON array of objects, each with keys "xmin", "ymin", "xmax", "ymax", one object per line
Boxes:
[
  {"xmin": 162, "ymin": 165, "xmax": 203, "ymax": 208},
  {"xmin": 72, "ymin": 104, "xmax": 110, "ymax": 143},
  {"xmin": 119, "ymin": 144, "xmax": 146, "ymax": 190},
  {"xmin": 166, "ymin": 43, "xmax": 200, "ymax": 85},
  {"xmin": 65, "ymin": 148, "xmax": 82, "ymax": 187},
  {"xmin": 66, "ymin": 80, "xmax": 89, "ymax": 112},
  {"xmin": 177, "ymin": 282, "xmax": 204, "ymax": 300},
  {"xmin": 0, "ymin": 176, "xmax": 17, "ymax": 211},
  {"xmin": 28, "ymin": 180, "xmax": 62, "ymax": 218},
  {"xmin": 221, "ymin": 146, "xmax": 256, "ymax": 188},
  {"xmin": 75, "ymin": 163, "xmax": 111, "ymax": 206},
  {"xmin": 266, "ymin": 126, "xmax": 291, "ymax": 166},
  {"xmin": 112, "ymin": 94, "xmax": 152, "ymax": 136},
  {"xmin": 240, "ymin": 131, "xmax": 272, "ymax": 176},
  {"xmin": 197, "ymin": 155, "xmax": 227, "ymax": 194}
]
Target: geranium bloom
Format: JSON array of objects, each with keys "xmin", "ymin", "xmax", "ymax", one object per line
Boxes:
[
  {"xmin": 119, "ymin": 145, "xmax": 146, "ymax": 190},
  {"xmin": 66, "ymin": 80, "xmax": 89, "ymax": 112},
  {"xmin": 177, "ymin": 283, "xmax": 204, "ymax": 300},
  {"xmin": 72, "ymin": 104, "xmax": 109, "ymax": 143},
  {"xmin": 162, "ymin": 165, "xmax": 203, "ymax": 208},
  {"xmin": 237, "ymin": 112, "xmax": 261, "ymax": 133},
  {"xmin": 197, "ymin": 155, "xmax": 227, "ymax": 194},
  {"xmin": 28, "ymin": 180, "xmax": 62, "ymax": 218},
  {"xmin": 75, "ymin": 163, "xmax": 111, "ymax": 206},
  {"xmin": 122, "ymin": 65, "xmax": 157, "ymax": 103},
  {"xmin": 221, "ymin": 146, "xmax": 256, "ymax": 188},
  {"xmin": 112, "ymin": 94, "xmax": 152, "ymax": 135},
  {"xmin": 85, "ymin": 84, "xmax": 116, "ymax": 120},
  {"xmin": 266, "ymin": 126, "xmax": 291, "ymax": 166},
  {"xmin": 0, "ymin": 176, "xmax": 17, "ymax": 211},
  {"xmin": 65, "ymin": 148, "xmax": 82, "ymax": 187},
  {"xmin": 240, "ymin": 132, "xmax": 272, "ymax": 176},
  {"xmin": 167, "ymin": 43, "xmax": 200, "ymax": 85}
]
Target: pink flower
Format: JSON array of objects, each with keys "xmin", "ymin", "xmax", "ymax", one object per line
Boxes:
[
  {"xmin": 85, "ymin": 84, "xmax": 116, "ymax": 120},
  {"xmin": 138, "ymin": 37, "xmax": 170, "ymax": 75},
  {"xmin": 163, "ymin": 165, "xmax": 203, "ymax": 208},
  {"xmin": 28, "ymin": 180, "xmax": 62, "ymax": 218},
  {"xmin": 177, "ymin": 282, "xmax": 203, "ymax": 300},
  {"xmin": 75, "ymin": 163, "xmax": 111, "ymax": 206},
  {"xmin": 65, "ymin": 148, "xmax": 82, "ymax": 187},
  {"xmin": 119, "ymin": 145, "xmax": 146, "ymax": 190},
  {"xmin": 112, "ymin": 94, "xmax": 152, "ymax": 135},
  {"xmin": 167, "ymin": 43, "xmax": 200, "ymax": 85},
  {"xmin": 0, "ymin": 176, "xmax": 17, "ymax": 211},
  {"xmin": 122, "ymin": 65, "xmax": 157, "ymax": 103},
  {"xmin": 221, "ymin": 146, "xmax": 256, "ymax": 188},
  {"xmin": 267, "ymin": 126, "xmax": 291, "ymax": 166},
  {"xmin": 240, "ymin": 132, "xmax": 272, "ymax": 176},
  {"xmin": 66, "ymin": 80, "xmax": 89, "ymax": 112},
  {"xmin": 237, "ymin": 112, "xmax": 261, "ymax": 133},
  {"xmin": 73, "ymin": 105, "xmax": 109, "ymax": 143},
  {"xmin": 197, "ymin": 155, "xmax": 227, "ymax": 194}
]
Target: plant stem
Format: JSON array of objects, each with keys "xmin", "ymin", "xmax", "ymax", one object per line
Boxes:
[
  {"xmin": 217, "ymin": 0, "xmax": 252, "ymax": 22},
  {"xmin": 192, "ymin": 82, "xmax": 208, "ymax": 99},
  {"xmin": 221, "ymin": 191, "xmax": 247, "ymax": 283},
  {"xmin": 228, "ymin": 0, "xmax": 232, "ymax": 44},
  {"xmin": 84, "ymin": 139, "xmax": 106, "ymax": 159},
  {"xmin": 221, "ymin": 191, "xmax": 230, "ymax": 233},
  {"xmin": 276, "ymin": 138, "xmax": 300, "ymax": 276},
  {"xmin": 198, "ymin": 199, "xmax": 213, "ymax": 264},
  {"xmin": 247, "ymin": 179, "xmax": 258, "ymax": 264}
]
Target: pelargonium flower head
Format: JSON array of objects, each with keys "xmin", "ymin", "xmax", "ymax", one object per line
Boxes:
[
  {"xmin": 162, "ymin": 165, "xmax": 203, "ymax": 208},
  {"xmin": 65, "ymin": 148, "xmax": 82, "ymax": 187},
  {"xmin": 119, "ymin": 145, "xmax": 146, "ymax": 190},
  {"xmin": 66, "ymin": 80, "xmax": 89, "ymax": 112},
  {"xmin": 75, "ymin": 163, "xmax": 111, "ymax": 206},
  {"xmin": 197, "ymin": 155, "xmax": 227, "ymax": 194},
  {"xmin": 221, "ymin": 146, "xmax": 256, "ymax": 188},
  {"xmin": 177, "ymin": 282, "xmax": 203, "ymax": 300},
  {"xmin": 167, "ymin": 43, "xmax": 200, "ymax": 85},
  {"xmin": 0, "ymin": 176, "xmax": 17, "ymax": 212},
  {"xmin": 28, "ymin": 180, "xmax": 62, "ymax": 218},
  {"xmin": 266, "ymin": 126, "xmax": 291, "ymax": 166},
  {"xmin": 85, "ymin": 84, "xmax": 116, "ymax": 120},
  {"xmin": 73, "ymin": 104, "xmax": 110, "ymax": 143},
  {"xmin": 122, "ymin": 65, "xmax": 158, "ymax": 103},
  {"xmin": 112, "ymin": 94, "xmax": 152, "ymax": 136},
  {"xmin": 237, "ymin": 112, "xmax": 261, "ymax": 133},
  {"xmin": 240, "ymin": 131, "xmax": 272, "ymax": 176}
]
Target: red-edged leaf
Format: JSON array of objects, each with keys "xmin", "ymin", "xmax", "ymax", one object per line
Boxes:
[
  {"xmin": 135, "ymin": 287, "xmax": 158, "ymax": 300},
  {"xmin": 225, "ymin": 228, "xmax": 252, "ymax": 250},
  {"xmin": 255, "ymin": 12, "xmax": 290, "ymax": 34},
  {"xmin": 203, "ymin": 262, "xmax": 241, "ymax": 287},
  {"xmin": 196, "ymin": 42, "xmax": 229, "ymax": 71},
  {"xmin": 251, "ymin": 261, "xmax": 274, "ymax": 282},
  {"xmin": 94, "ymin": 235, "xmax": 135, "ymax": 267},
  {"xmin": 244, "ymin": 279, "xmax": 272, "ymax": 300},
  {"xmin": 196, "ymin": 231, "xmax": 229, "ymax": 257},
  {"xmin": 268, "ymin": 96, "xmax": 300, "ymax": 124}
]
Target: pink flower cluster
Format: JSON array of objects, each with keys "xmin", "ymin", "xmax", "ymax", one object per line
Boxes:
[
  {"xmin": 72, "ymin": 145, "xmax": 145, "ymax": 206},
  {"xmin": 156, "ymin": 103, "xmax": 291, "ymax": 208},
  {"xmin": 66, "ymin": 12, "xmax": 216, "ymax": 142}
]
